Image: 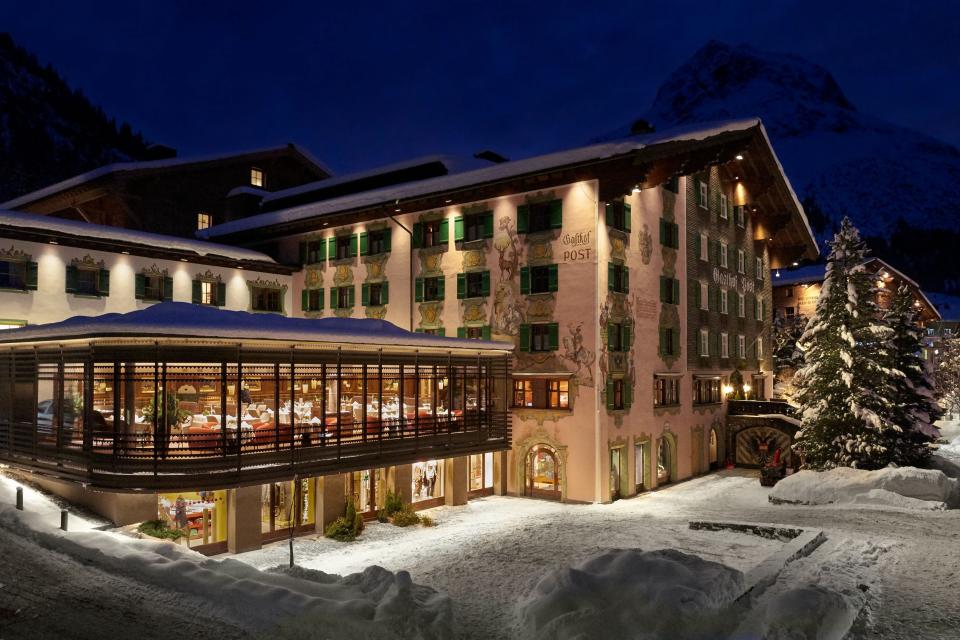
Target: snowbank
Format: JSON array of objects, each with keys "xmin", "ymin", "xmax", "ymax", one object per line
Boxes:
[
  {"xmin": 769, "ymin": 467, "xmax": 958, "ymax": 510},
  {"xmin": 0, "ymin": 479, "xmax": 451, "ymax": 639},
  {"xmin": 735, "ymin": 585, "xmax": 857, "ymax": 640},
  {"xmin": 518, "ymin": 548, "xmax": 745, "ymax": 639}
]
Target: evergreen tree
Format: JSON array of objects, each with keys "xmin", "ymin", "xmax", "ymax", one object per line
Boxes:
[
  {"xmin": 772, "ymin": 312, "xmax": 806, "ymax": 399},
  {"xmin": 936, "ymin": 336, "xmax": 960, "ymax": 418},
  {"xmin": 792, "ymin": 217, "xmax": 901, "ymax": 469}
]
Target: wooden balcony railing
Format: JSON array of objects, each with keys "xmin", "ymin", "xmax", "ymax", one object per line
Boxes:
[{"xmin": 726, "ymin": 399, "xmax": 797, "ymax": 418}]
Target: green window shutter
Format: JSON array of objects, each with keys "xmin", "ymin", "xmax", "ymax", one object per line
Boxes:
[
  {"xmin": 623, "ymin": 203, "xmax": 631, "ymax": 232},
  {"xmin": 658, "ymin": 328, "xmax": 666, "ymax": 356},
  {"xmin": 361, "ymin": 283, "xmax": 370, "ymax": 306},
  {"xmin": 135, "ymin": 273, "xmax": 146, "ymax": 300},
  {"xmin": 623, "ymin": 322, "xmax": 631, "ymax": 349},
  {"xmin": 412, "ymin": 222, "xmax": 422, "ymax": 249},
  {"xmin": 438, "ymin": 328, "xmax": 446, "ymax": 337},
  {"xmin": 436, "ymin": 276, "xmax": 445, "ymax": 300},
  {"xmin": 299, "ymin": 241, "xmax": 307, "ymax": 264},
  {"xmin": 191, "ymin": 279, "xmax": 201, "ymax": 304},
  {"xmin": 624, "ymin": 379, "xmax": 633, "ymax": 409},
  {"xmin": 482, "ymin": 271, "xmax": 491, "ymax": 297},
  {"xmin": 659, "ymin": 276, "xmax": 667, "ymax": 303},
  {"xmin": 484, "ymin": 211, "xmax": 494, "ymax": 238},
  {"xmin": 695, "ymin": 233, "xmax": 701, "ymax": 259},
  {"xmin": 692, "ymin": 281, "xmax": 700, "ymax": 310},
  {"xmin": 752, "ymin": 296, "xmax": 757, "ymax": 319},
  {"xmin": 65, "ymin": 265, "xmax": 77, "ymax": 293},
  {"xmin": 519, "ymin": 324, "xmax": 531, "ymax": 352},
  {"xmin": 327, "ymin": 237, "xmax": 336, "ymax": 262},
  {"xmin": 163, "ymin": 276, "xmax": 173, "ymax": 301},
  {"xmin": 25, "ymin": 261, "xmax": 38, "ymax": 290},
  {"xmin": 457, "ymin": 326, "xmax": 466, "ymax": 339},
  {"xmin": 607, "ymin": 323, "xmax": 616, "ymax": 350},
  {"xmin": 457, "ymin": 273, "xmax": 466, "ymax": 299},
  {"xmin": 608, "ymin": 263, "xmax": 615, "ymax": 292},
  {"xmin": 439, "ymin": 218, "xmax": 449, "ymax": 245},
  {"xmin": 381, "ymin": 282, "xmax": 389, "ymax": 305},
  {"xmin": 548, "ymin": 322, "xmax": 559, "ymax": 351},
  {"xmin": 605, "ymin": 202, "xmax": 614, "ymax": 227},
  {"xmin": 672, "ymin": 279, "xmax": 680, "ymax": 305},
  {"xmin": 347, "ymin": 285, "xmax": 355, "ymax": 308},
  {"xmin": 548, "ymin": 264, "xmax": 558, "ymax": 292},
  {"xmin": 415, "ymin": 278, "xmax": 424, "ymax": 302},
  {"xmin": 623, "ymin": 267, "xmax": 629, "ymax": 293},
  {"xmin": 301, "ymin": 289, "xmax": 309, "ymax": 311},
  {"xmin": 330, "ymin": 287, "xmax": 338, "ymax": 309},
  {"xmin": 359, "ymin": 232, "xmax": 368, "ymax": 256},
  {"xmin": 520, "ymin": 266, "xmax": 531, "ymax": 295},
  {"xmin": 549, "ymin": 200, "xmax": 562, "ymax": 229},
  {"xmin": 482, "ymin": 325, "xmax": 491, "ymax": 340},
  {"xmin": 659, "ymin": 219, "xmax": 666, "ymax": 245},
  {"xmin": 98, "ymin": 269, "xmax": 110, "ymax": 296},
  {"xmin": 454, "ymin": 216, "xmax": 464, "ymax": 242},
  {"xmin": 672, "ymin": 223, "xmax": 680, "ymax": 249},
  {"xmin": 606, "ymin": 379, "xmax": 615, "ymax": 410},
  {"xmin": 383, "ymin": 229, "xmax": 392, "ymax": 252},
  {"xmin": 216, "ymin": 282, "xmax": 226, "ymax": 307},
  {"xmin": 517, "ymin": 205, "xmax": 529, "ymax": 234},
  {"xmin": 708, "ymin": 285, "xmax": 715, "ymax": 311},
  {"xmin": 350, "ymin": 234, "xmax": 358, "ymax": 257},
  {"xmin": 695, "ymin": 180, "xmax": 703, "ymax": 206}
]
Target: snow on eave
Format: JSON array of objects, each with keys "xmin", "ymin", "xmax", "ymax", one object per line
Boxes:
[
  {"xmin": 756, "ymin": 123, "xmax": 819, "ymax": 258},
  {"xmin": 0, "ymin": 143, "xmax": 331, "ymax": 210},
  {"xmin": 0, "ymin": 209, "xmax": 279, "ymax": 265},
  {"xmin": 0, "ymin": 303, "xmax": 514, "ymax": 353},
  {"xmin": 200, "ymin": 118, "xmax": 763, "ymax": 238}
]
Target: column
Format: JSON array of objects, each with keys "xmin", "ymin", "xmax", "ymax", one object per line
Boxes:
[
  {"xmin": 492, "ymin": 450, "xmax": 508, "ymax": 496},
  {"xmin": 386, "ymin": 464, "xmax": 413, "ymax": 504},
  {"xmin": 314, "ymin": 473, "xmax": 346, "ymax": 533},
  {"xmin": 227, "ymin": 485, "xmax": 261, "ymax": 554},
  {"xmin": 443, "ymin": 456, "xmax": 468, "ymax": 506}
]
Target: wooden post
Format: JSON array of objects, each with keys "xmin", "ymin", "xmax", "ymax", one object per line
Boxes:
[
  {"xmin": 60, "ymin": 510, "xmax": 68, "ymax": 531},
  {"xmin": 15, "ymin": 486, "xmax": 22, "ymax": 510}
]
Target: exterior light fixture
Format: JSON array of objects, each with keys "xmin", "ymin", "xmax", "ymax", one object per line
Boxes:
[
  {"xmin": 49, "ymin": 240, "xmax": 58, "ymax": 245},
  {"xmin": 121, "ymin": 250, "xmax": 130, "ymax": 255},
  {"xmin": 735, "ymin": 154, "xmax": 744, "ymax": 160},
  {"xmin": 743, "ymin": 383, "xmax": 752, "ymax": 394},
  {"xmin": 775, "ymin": 270, "xmax": 781, "ymax": 278},
  {"xmin": 791, "ymin": 261, "xmax": 799, "ymax": 267},
  {"xmin": 445, "ymin": 199, "xmax": 453, "ymax": 204},
  {"xmin": 722, "ymin": 384, "xmax": 734, "ymax": 396},
  {"xmin": 395, "ymin": 208, "xmax": 401, "ymax": 213},
  {"xmin": 181, "ymin": 258, "xmax": 189, "ymax": 262},
  {"xmin": 632, "ymin": 185, "xmax": 641, "ymax": 194}
]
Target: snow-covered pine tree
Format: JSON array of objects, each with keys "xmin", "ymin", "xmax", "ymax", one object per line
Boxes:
[
  {"xmin": 772, "ymin": 313, "xmax": 806, "ymax": 400},
  {"xmin": 792, "ymin": 217, "xmax": 900, "ymax": 469},
  {"xmin": 936, "ymin": 336, "xmax": 960, "ymax": 418},
  {"xmin": 884, "ymin": 284, "xmax": 942, "ymax": 465}
]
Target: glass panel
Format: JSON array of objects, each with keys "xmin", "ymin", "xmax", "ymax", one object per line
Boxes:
[
  {"xmin": 158, "ymin": 490, "xmax": 227, "ymax": 548},
  {"xmin": 412, "ymin": 459, "xmax": 443, "ymax": 502}
]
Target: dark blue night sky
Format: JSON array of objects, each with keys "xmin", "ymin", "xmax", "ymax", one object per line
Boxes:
[{"xmin": 7, "ymin": 1, "xmax": 960, "ymax": 174}]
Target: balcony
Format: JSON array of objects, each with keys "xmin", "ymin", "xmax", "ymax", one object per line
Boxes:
[{"xmin": 726, "ymin": 399, "xmax": 797, "ymax": 419}]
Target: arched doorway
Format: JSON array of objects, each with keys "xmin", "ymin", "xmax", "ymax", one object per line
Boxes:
[
  {"xmin": 709, "ymin": 427, "xmax": 719, "ymax": 470},
  {"xmin": 526, "ymin": 445, "xmax": 561, "ymax": 500},
  {"xmin": 657, "ymin": 437, "xmax": 672, "ymax": 485}
]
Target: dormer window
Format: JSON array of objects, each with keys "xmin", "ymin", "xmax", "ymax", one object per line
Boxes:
[
  {"xmin": 197, "ymin": 212, "xmax": 212, "ymax": 230},
  {"xmin": 250, "ymin": 167, "xmax": 265, "ymax": 188}
]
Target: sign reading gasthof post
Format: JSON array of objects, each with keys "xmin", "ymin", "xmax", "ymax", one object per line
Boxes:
[{"xmin": 561, "ymin": 228, "xmax": 595, "ymax": 263}]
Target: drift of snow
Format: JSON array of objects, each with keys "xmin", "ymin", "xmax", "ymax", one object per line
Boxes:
[
  {"xmin": 518, "ymin": 548, "xmax": 744, "ymax": 640},
  {"xmin": 735, "ymin": 584, "xmax": 857, "ymax": 640},
  {"xmin": 769, "ymin": 467, "xmax": 958, "ymax": 510}
]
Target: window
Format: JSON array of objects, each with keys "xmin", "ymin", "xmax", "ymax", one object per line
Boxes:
[
  {"xmin": 720, "ymin": 332, "xmax": 729, "ymax": 359},
  {"xmin": 786, "ymin": 306, "xmax": 796, "ymax": 319},
  {"xmin": 720, "ymin": 242, "xmax": 728, "ymax": 268},
  {"xmin": 755, "ymin": 256, "xmax": 764, "ymax": 280},
  {"xmin": 609, "ymin": 263, "xmax": 629, "ymax": 294},
  {"xmin": 697, "ymin": 179, "xmax": 709, "ymax": 209},
  {"xmin": 700, "ymin": 282, "xmax": 709, "ymax": 311},
  {"xmin": 720, "ymin": 194, "xmax": 728, "ymax": 220},
  {"xmin": 300, "ymin": 238, "xmax": 325, "ymax": 264},
  {"xmin": 0, "ymin": 258, "xmax": 36, "ymax": 291},
  {"xmin": 608, "ymin": 322, "xmax": 631, "ymax": 353},
  {"xmin": 654, "ymin": 376, "xmax": 680, "ymax": 407},
  {"xmin": 0, "ymin": 320, "xmax": 25, "ymax": 330},
  {"xmin": 699, "ymin": 233, "xmax": 709, "ymax": 261},
  {"xmin": 520, "ymin": 323, "xmax": 559, "ymax": 352},
  {"xmin": 417, "ymin": 276, "xmax": 445, "ymax": 302},
  {"xmin": 459, "ymin": 325, "xmax": 491, "ymax": 340},
  {"xmin": 197, "ymin": 212, "xmax": 212, "ymax": 230},
  {"xmin": 605, "ymin": 201, "xmax": 631, "ymax": 232},
  {"xmin": 664, "ymin": 175, "xmax": 679, "ymax": 193},
  {"xmin": 699, "ymin": 329, "xmax": 709, "ymax": 357},
  {"xmin": 737, "ymin": 293, "xmax": 746, "ymax": 318},
  {"xmin": 302, "ymin": 288, "xmax": 324, "ymax": 312},
  {"xmin": 422, "ymin": 327, "xmax": 445, "ymax": 336},
  {"xmin": 720, "ymin": 288, "xmax": 729, "ymax": 315},
  {"xmin": 660, "ymin": 276, "xmax": 680, "ymax": 305},
  {"xmin": 511, "ymin": 378, "xmax": 570, "ymax": 410},
  {"xmin": 755, "ymin": 297, "xmax": 764, "ymax": 321},
  {"xmin": 737, "ymin": 250, "xmax": 746, "ymax": 274},
  {"xmin": 521, "ymin": 265, "xmax": 558, "ymax": 295},
  {"xmin": 193, "ymin": 279, "xmax": 224, "ymax": 306},
  {"xmin": 330, "ymin": 286, "xmax": 355, "ymax": 309},
  {"xmin": 361, "ymin": 229, "xmax": 390, "ymax": 256},
  {"xmin": 737, "ymin": 334, "xmax": 746, "ymax": 359},
  {"xmin": 67, "ymin": 265, "xmax": 109, "ymax": 297},
  {"xmin": 416, "ymin": 219, "xmax": 448, "ymax": 249},
  {"xmin": 735, "ymin": 205, "xmax": 745, "ymax": 227},
  {"xmin": 611, "ymin": 378, "xmax": 625, "ymax": 410},
  {"xmin": 757, "ymin": 337, "xmax": 764, "ymax": 360},
  {"xmin": 659, "ymin": 219, "xmax": 680, "ymax": 249},
  {"xmin": 784, "ymin": 287, "xmax": 793, "ymax": 299},
  {"xmin": 250, "ymin": 167, "xmax": 264, "ymax": 188},
  {"xmin": 252, "ymin": 286, "xmax": 283, "ymax": 313},
  {"xmin": 518, "ymin": 200, "xmax": 562, "ymax": 234},
  {"xmin": 458, "ymin": 211, "xmax": 494, "ymax": 242},
  {"xmin": 362, "ymin": 282, "xmax": 389, "ymax": 307},
  {"xmin": 659, "ymin": 327, "xmax": 676, "ymax": 357},
  {"xmin": 694, "ymin": 378, "xmax": 722, "ymax": 404},
  {"xmin": 335, "ymin": 235, "xmax": 354, "ymax": 260},
  {"xmin": 135, "ymin": 272, "xmax": 172, "ymax": 302}
]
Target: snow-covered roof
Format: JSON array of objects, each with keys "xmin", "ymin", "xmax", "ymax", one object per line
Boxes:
[
  {"xmin": 0, "ymin": 143, "xmax": 332, "ymax": 210},
  {"xmin": 0, "ymin": 302, "xmax": 514, "ymax": 353},
  {"xmin": 201, "ymin": 119, "xmax": 765, "ymax": 238},
  {"xmin": 0, "ymin": 209, "xmax": 278, "ymax": 265}
]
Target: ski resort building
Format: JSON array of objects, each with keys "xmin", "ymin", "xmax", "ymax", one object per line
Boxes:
[{"xmin": 0, "ymin": 118, "xmax": 817, "ymax": 553}]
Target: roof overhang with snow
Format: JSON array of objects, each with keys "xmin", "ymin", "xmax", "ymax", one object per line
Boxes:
[
  {"xmin": 199, "ymin": 119, "xmax": 818, "ymax": 268},
  {"xmin": 0, "ymin": 303, "xmax": 514, "ymax": 354}
]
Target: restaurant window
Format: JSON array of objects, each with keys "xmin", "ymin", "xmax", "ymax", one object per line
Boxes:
[
  {"xmin": 251, "ymin": 286, "xmax": 283, "ymax": 313},
  {"xmin": 519, "ymin": 323, "xmax": 558, "ymax": 352},
  {"xmin": 694, "ymin": 378, "xmax": 722, "ymax": 405},
  {"xmin": 416, "ymin": 276, "xmax": 445, "ymax": 302},
  {"xmin": 412, "ymin": 460, "xmax": 443, "ymax": 503},
  {"xmin": 653, "ymin": 376, "xmax": 680, "ymax": 407},
  {"xmin": 609, "ymin": 263, "xmax": 629, "ymax": 294},
  {"xmin": 518, "ymin": 199, "xmax": 562, "ymax": 234},
  {"xmin": 521, "ymin": 264, "xmax": 558, "ymax": 295},
  {"xmin": 66, "ymin": 261, "xmax": 109, "ymax": 297},
  {"xmin": 261, "ymin": 479, "xmax": 314, "ymax": 534},
  {"xmin": 302, "ymin": 287, "xmax": 324, "ymax": 312},
  {"xmin": 456, "ymin": 211, "xmax": 494, "ymax": 242},
  {"xmin": 136, "ymin": 271, "xmax": 172, "ymax": 303},
  {"xmin": 415, "ymin": 219, "xmax": 448, "ymax": 249},
  {"xmin": 458, "ymin": 271, "xmax": 491, "ymax": 299},
  {"xmin": 158, "ymin": 490, "xmax": 227, "ymax": 550},
  {"xmin": 362, "ymin": 282, "xmax": 388, "ymax": 307},
  {"xmin": 604, "ymin": 201, "xmax": 631, "ymax": 232},
  {"xmin": 250, "ymin": 166, "xmax": 264, "ymax": 187},
  {"xmin": 0, "ymin": 256, "xmax": 37, "ymax": 291},
  {"xmin": 197, "ymin": 212, "xmax": 212, "ymax": 230},
  {"xmin": 511, "ymin": 377, "xmax": 570, "ymax": 410}
]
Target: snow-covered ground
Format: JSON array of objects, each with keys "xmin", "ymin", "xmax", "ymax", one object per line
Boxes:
[{"xmin": 3, "ymin": 465, "xmax": 960, "ymax": 639}]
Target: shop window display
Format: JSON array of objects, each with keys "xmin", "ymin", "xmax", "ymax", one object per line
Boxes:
[
  {"xmin": 412, "ymin": 459, "xmax": 443, "ymax": 502},
  {"xmin": 158, "ymin": 490, "xmax": 227, "ymax": 548},
  {"xmin": 262, "ymin": 480, "xmax": 314, "ymax": 533},
  {"xmin": 468, "ymin": 452, "xmax": 494, "ymax": 492}
]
